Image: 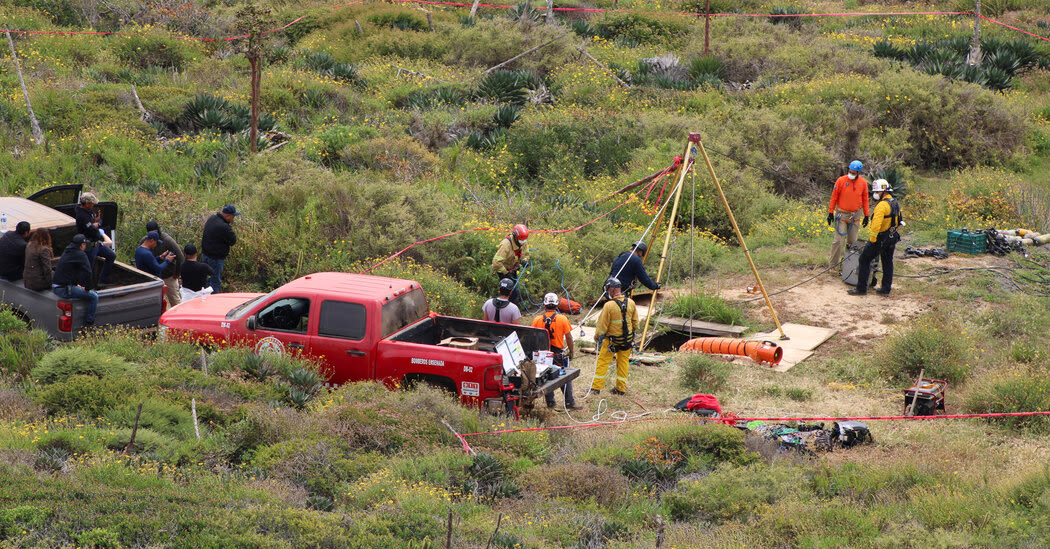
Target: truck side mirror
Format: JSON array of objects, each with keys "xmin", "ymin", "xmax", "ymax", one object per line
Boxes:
[{"xmin": 246, "ymin": 316, "xmax": 257, "ymax": 331}]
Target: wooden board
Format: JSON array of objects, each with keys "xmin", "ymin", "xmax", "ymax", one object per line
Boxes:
[
  {"xmin": 655, "ymin": 316, "xmax": 747, "ymax": 337},
  {"xmin": 749, "ymin": 323, "xmax": 836, "ymax": 351}
]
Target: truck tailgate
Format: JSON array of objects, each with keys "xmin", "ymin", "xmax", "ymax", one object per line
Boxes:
[{"xmin": 94, "ymin": 280, "xmax": 165, "ymax": 329}]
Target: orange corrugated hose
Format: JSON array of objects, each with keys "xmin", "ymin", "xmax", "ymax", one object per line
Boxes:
[{"xmin": 679, "ymin": 338, "xmax": 783, "ymax": 365}]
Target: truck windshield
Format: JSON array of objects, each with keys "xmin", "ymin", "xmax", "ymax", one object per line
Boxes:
[
  {"xmin": 381, "ymin": 287, "xmax": 428, "ymax": 338},
  {"xmin": 226, "ymin": 291, "xmax": 275, "ymax": 319}
]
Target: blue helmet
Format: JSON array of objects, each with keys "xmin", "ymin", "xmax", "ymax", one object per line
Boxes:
[{"xmin": 848, "ymin": 160, "xmax": 863, "ymax": 172}]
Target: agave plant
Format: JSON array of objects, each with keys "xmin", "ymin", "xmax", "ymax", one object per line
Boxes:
[
  {"xmin": 959, "ymin": 64, "xmax": 988, "ymax": 86},
  {"xmin": 476, "ymin": 70, "xmax": 528, "ymax": 105},
  {"xmin": 983, "ymin": 49, "xmax": 1023, "ymax": 77},
  {"xmin": 329, "ymin": 62, "xmax": 359, "ymax": 84},
  {"xmin": 492, "ymin": 104, "xmax": 522, "ymax": 129},
  {"xmin": 286, "ymin": 387, "xmax": 313, "ymax": 408},
  {"xmin": 983, "ymin": 67, "xmax": 1013, "ymax": 92},
  {"xmin": 872, "ymin": 40, "xmax": 902, "ymax": 60},
  {"xmin": 570, "ymin": 19, "xmax": 594, "ymax": 37},
  {"xmin": 904, "ymin": 43, "xmax": 935, "ymax": 66},
  {"xmin": 689, "ymin": 54, "xmax": 725, "ymax": 81},
  {"xmin": 194, "ymin": 154, "xmax": 228, "ymax": 182},
  {"xmin": 768, "ymin": 5, "xmax": 805, "ymax": 26},
  {"xmin": 287, "ymin": 367, "xmax": 324, "ymax": 395},
  {"xmin": 506, "ymin": 1, "xmax": 541, "ymax": 23},
  {"xmin": 939, "ymin": 36, "xmax": 971, "ymax": 57},
  {"xmin": 302, "ymin": 51, "xmax": 337, "ymax": 73},
  {"xmin": 243, "ymin": 352, "xmax": 276, "ymax": 381}
]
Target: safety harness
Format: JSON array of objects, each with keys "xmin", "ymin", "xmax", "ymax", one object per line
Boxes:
[
  {"xmin": 606, "ymin": 298, "xmax": 633, "ymax": 353},
  {"xmin": 542, "ymin": 311, "xmax": 563, "ymax": 355},
  {"xmin": 492, "ymin": 298, "xmax": 510, "ymax": 323},
  {"xmin": 876, "ymin": 196, "xmax": 901, "ymax": 244}
]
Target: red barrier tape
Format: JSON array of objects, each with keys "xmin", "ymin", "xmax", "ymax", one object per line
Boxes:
[
  {"xmin": 980, "ymin": 15, "xmax": 1050, "ymax": 42},
  {"xmin": 456, "ymin": 410, "xmax": 1050, "ymax": 438},
  {"xmin": 361, "ymin": 227, "xmax": 492, "ymax": 273}
]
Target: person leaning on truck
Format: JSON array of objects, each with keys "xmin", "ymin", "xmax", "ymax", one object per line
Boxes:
[
  {"xmin": 200, "ymin": 205, "xmax": 239, "ymax": 293},
  {"xmin": 0, "ymin": 221, "xmax": 31, "ymax": 281},
  {"xmin": 482, "ymin": 278, "xmax": 521, "ymax": 324},
  {"xmin": 75, "ymin": 192, "xmax": 116, "ymax": 287},
  {"xmin": 23, "ymin": 228, "xmax": 53, "ymax": 291},
  {"xmin": 145, "ymin": 221, "xmax": 185, "ymax": 307},
  {"xmin": 52, "ymin": 234, "xmax": 98, "ymax": 326},
  {"xmin": 135, "ymin": 232, "xmax": 175, "ymax": 280}
]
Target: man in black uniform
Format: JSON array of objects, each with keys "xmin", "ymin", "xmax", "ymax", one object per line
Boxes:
[
  {"xmin": 53, "ymin": 234, "xmax": 98, "ymax": 325},
  {"xmin": 200, "ymin": 205, "xmax": 239, "ymax": 293},
  {"xmin": 609, "ymin": 241, "xmax": 660, "ymax": 297},
  {"xmin": 75, "ymin": 192, "xmax": 116, "ymax": 287},
  {"xmin": 179, "ymin": 243, "xmax": 214, "ymax": 300}
]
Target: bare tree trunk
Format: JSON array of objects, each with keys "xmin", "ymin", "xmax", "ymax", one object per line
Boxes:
[
  {"xmin": 967, "ymin": 0, "xmax": 982, "ymax": 66},
  {"xmin": 576, "ymin": 46, "xmax": 630, "ymax": 89},
  {"xmin": 469, "ymin": 0, "xmax": 481, "ymax": 17},
  {"xmin": 545, "ymin": 0, "xmax": 554, "ymax": 25},
  {"xmin": 249, "ymin": 55, "xmax": 260, "ymax": 153},
  {"xmin": 483, "ymin": 37, "xmax": 561, "ymax": 74},
  {"xmin": 5, "ymin": 31, "xmax": 45, "ymax": 146}
]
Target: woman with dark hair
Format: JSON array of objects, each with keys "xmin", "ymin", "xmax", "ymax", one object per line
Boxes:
[{"xmin": 23, "ymin": 229, "xmax": 53, "ymax": 291}]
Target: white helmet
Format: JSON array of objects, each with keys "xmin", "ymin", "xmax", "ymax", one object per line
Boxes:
[
  {"xmin": 543, "ymin": 292, "xmax": 559, "ymax": 307},
  {"xmin": 871, "ymin": 179, "xmax": 891, "ymax": 193}
]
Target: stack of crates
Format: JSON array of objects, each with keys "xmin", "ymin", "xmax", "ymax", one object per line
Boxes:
[{"xmin": 946, "ymin": 229, "xmax": 986, "ymax": 254}]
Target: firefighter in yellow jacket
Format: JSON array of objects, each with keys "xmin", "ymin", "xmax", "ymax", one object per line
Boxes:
[
  {"xmin": 491, "ymin": 224, "xmax": 530, "ymax": 307},
  {"xmin": 589, "ymin": 277, "xmax": 638, "ymax": 396}
]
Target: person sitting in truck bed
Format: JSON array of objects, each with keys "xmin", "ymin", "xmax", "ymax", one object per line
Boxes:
[
  {"xmin": 23, "ymin": 228, "xmax": 53, "ymax": 291},
  {"xmin": 134, "ymin": 232, "xmax": 175, "ymax": 279},
  {"xmin": 53, "ymin": 234, "xmax": 98, "ymax": 326},
  {"xmin": 0, "ymin": 222, "xmax": 30, "ymax": 282}
]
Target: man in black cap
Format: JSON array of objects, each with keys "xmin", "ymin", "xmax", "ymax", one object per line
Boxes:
[
  {"xmin": 609, "ymin": 240, "xmax": 660, "ymax": 298},
  {"xmin": 0, "ymin": 221, "xmax": 31, "ymax": 281},
  {"xmin": 200, "ymin": 205, "xmax": 239, "ymax": 293},
  {"xmin": 53, "ymin": 234, "xmax": 98, "ymax": 326},
  {"xmin": 135, "ymin": 231, "xmax": 175, "ymax": 279},
  {"xmin": 145, "ymin": 221, "xmax": 184, "ymax": 307}
]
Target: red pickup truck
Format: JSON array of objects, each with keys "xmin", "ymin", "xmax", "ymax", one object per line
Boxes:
[{"xmin": 157, "ymin": 272, "xmax": 579, "ymax": 410}]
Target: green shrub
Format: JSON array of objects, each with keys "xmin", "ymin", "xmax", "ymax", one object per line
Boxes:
[
  {"xmin": 368, "ymin": 11, "xmax": 428, "ymax": 31},
  {"xmin": 35, "ymin": 374, "xmax": 139, "ymax": 417},
  {"xmin": 0, "ymin": 329, "xmax": 49, "ymax": 378},
  {"xmin": 785, "ymin": 387, "xmax": 812, "ymax": 401},
  {"xmin": 655, "ymin": 423, "xmax": 759, "ymax": 468},
  {"xmin": 253, "ymin": 438, "xmax": 382, "ymax": 498},
  {"xmin": 0, "ymin": 308, "xmax": 26, "ymax": 333},
  {"xmin": 521, "ymin": 463, "xmax": 628, "ymax": 505},
  {"xmin": 877, "ymin": 315, "xmax": 974, "ymax": 383},
  {"xmin": 663, "ymin": 290, "xmax": 744, "ymax": 324},
  {"xmin": 369, "ymin": 259, "xmax": 480, "ymax": 318},
  {"xmin": 593, "ymin": 14, "xmax": 685, "ymax": 46},
  {"xmin": 965, "ymin": 370, "xmax": 1050, "ymax": 432},
  {"xmin": 0, "ymin": 505, "xmax": 51, "ymax": 538},
  {"xmin": 676, "ymin": 354, "xmax": 731, "ymax": 393},
  {"xmin": 73, "ymin": 527, "xmax": 121, "ymax": 549},
  {"xmin": 31, "ymin": 348, "xmax": 130, "ymax": 384},
  {"xmin": 105, "ymin": 400, "xmax": 195, "ymax": 439},
  {"xmin": 113, "ymin": 34, "xmax": 192, "ymax": 70},
  {"xmin": 662, "ymin": 463, "xmax": 803, "ymax": 522}
]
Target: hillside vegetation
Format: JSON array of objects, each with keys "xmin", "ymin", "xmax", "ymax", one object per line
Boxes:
[{"xmin": 1, "ymin": 0, "xmax": 1050, "ymax": 546}]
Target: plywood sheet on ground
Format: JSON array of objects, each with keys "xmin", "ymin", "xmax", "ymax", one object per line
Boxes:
[
  {"xmin": 656, "ymin": 316, "xmax": 747, "ymax": 337},
  {"xmin": 750, "ymin": 323, "xmax": 837, "ymax": 351}
]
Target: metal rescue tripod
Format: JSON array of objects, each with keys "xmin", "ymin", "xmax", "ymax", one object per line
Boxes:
[{"xmin": 637, "ymin": 132, "xmax": 788, "ymax": 351}]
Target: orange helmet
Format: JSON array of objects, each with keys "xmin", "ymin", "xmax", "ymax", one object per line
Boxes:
[{"xmin": 512, "ymin": 224, "xmax": 529, "ymax": 241}]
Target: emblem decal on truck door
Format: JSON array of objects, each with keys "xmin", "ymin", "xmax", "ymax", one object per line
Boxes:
[
  {"xmin": 255, "ymin": 336, "xmax": 286, "ymax": 357},
  {"xmin": 461, "ymin": 382, "xmax": 480, "ymax": 397}
]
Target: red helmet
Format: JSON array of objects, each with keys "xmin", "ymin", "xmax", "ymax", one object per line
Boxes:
[{"xmin": 512, "ymin": 224, "xmax": 529, "ymax": 241}]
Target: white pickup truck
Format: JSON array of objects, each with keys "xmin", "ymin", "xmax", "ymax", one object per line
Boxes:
[{"xmin": 0, "ymin": 184, "xmax": 165, "ymax": 340}]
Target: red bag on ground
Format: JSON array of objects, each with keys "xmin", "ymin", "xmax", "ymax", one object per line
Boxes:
[
  {"xmin": 558, "ymin": 297, "xmax": 582, "ymax": 314},
  {"xmin": 686, "ymin": 394, "xmax": 722, "ymax": 414}
]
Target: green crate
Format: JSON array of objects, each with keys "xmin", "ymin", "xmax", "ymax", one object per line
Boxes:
[{"xmin": 946, "ymin": 229, "xmax": 986, "ymax": 254}]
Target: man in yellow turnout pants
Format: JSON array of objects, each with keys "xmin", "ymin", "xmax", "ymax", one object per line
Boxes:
[{"xmin": 589, "ymin": 277, "xmax": 638, "ymax": 396}]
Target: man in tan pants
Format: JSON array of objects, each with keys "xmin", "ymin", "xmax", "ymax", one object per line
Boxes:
[{"xmin": 827, "ymin": 160, "xmax": 870, "ymax": 267}]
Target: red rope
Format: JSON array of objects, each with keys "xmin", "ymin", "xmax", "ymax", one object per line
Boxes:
[
  {"xmin": 360, "ymin": 227, "xmax": 492, "ymax": 273},
  {"xmin": 980, "ymin": 15, "xmax": 1050, "ymax": 42},
  {"xmin": 456, "ymin": 410, "xmax": 1050, "ymax": 438}
]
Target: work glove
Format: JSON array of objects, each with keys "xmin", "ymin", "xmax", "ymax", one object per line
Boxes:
[
  {"xmin": 826, "ymin": 213, "xmax": 834, "ymax": 226},
  {"xmin": 654, "ymin": 282, "xmax": 662, "ymax": 290},
  {"xmin": 862, "ymin": 215, "xmax": 870, "ymax": 228}
]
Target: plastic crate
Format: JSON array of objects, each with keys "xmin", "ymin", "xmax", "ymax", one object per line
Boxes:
[{"xmin": 946, "ymin": 229, "xmax": 986, "ymax": 254}]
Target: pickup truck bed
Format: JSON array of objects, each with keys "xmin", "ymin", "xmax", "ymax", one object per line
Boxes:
[{"xmin": 0, "ymin": 260, "xmax": 164, "ymax": 340}]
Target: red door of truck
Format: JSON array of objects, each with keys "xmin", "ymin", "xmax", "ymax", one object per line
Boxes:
[
  {"xmin": 308, "ymin": 299, "xmax": 372, "ymax": 386},
  {"xmin": 248, "ymin": 296, "xmax": 312, "ymax": 358}
]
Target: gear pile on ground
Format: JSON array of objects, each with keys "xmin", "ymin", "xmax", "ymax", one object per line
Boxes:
[
  {"xmin": 741, "ymin": 420, "xmax": 872, "ymax": 456},
  {"xmin": 903, "ymin": 246, "xmax": 949, "ymax": 259}
]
